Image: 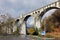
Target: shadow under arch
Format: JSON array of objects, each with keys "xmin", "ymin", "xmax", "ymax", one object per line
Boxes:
[
  {"xmin": 39, "ymin": 7, "xmax": 60, "ymax": 19},
  {"xmin": 24, "ymin": 15, "xmax": 31, "ymax": 21}
]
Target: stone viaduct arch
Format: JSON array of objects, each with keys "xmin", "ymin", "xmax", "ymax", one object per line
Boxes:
[
  {"xmin": 23, "ymin": 15, "xmax": 34, "ymax": 34},
  {"xmin": 14, "ymin": 0, "xmax": 60, "ymax": 35},
  {"xmin": 38, "ymin": 7, "xmax": 60, "ymax": 34},
  {"xmin": 39, "ymin": 7, "xmax": 60, "ymax": 18},
  {"xmin": 24, "ymin": 15, "xmax": 31, "ymax": 21}
]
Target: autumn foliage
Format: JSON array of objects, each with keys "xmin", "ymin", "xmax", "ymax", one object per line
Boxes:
[{"xmin": 41, "ymin": 9, "xmax": 60, "ymax": 37}]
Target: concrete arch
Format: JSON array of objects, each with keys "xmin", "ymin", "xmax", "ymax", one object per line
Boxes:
[
  {"xmin": 39, "ymin": 7, "xmax": 60, "ymax": 18},
  {"xmin": 37, "ymin": 7, "xmax": 60, "ymax": 34},
  {"xmin": 24, "ymin": 15, "xmax": 34, "ymax": 35},
  {"xmin": 24, "ymin": 15, "xmax": 31, "ymax": 21}
]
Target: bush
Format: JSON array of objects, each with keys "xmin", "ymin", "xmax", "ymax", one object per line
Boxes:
[
  {"xmin": 27, "ymin": 27, "xmax": 35, "ymax": 35},
  {"xmin": 33, "ymin": 28, "xmax": 38, "ymax": 35}
]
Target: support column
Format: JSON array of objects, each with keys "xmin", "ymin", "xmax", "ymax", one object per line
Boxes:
[
  {"xmin": 34, "ymin": 17, "xmax": 42, "ymax": 35},
  {"xmin": 36, "ymin": 17, "xmax": 41, "ymax": 30},
  {"xmin": 34, "ymin": 17, "xmax": 41, "ymax": 29},
  {"xmin": 59, "ymin": 0, "xmax": 60, "ymax": 7},
  {"xmin": 20, "ymin": 21, "xmax": 26, "ymax": 35},
  {"xmin": 34, "ymin": 17, "xmax": 36, "ymax": 29},
  {"xmin": 57, "ymin": 0, "xmax": 60, "ymax": 8},
  {"xmin": 13, "ymin": 25, "xmax": 17, "ymax": 32}
]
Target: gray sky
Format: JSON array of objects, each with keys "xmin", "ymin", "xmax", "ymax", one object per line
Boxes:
[{"xmin": 0, "ymin": 0, "xmax": 57, "ymax": 18}]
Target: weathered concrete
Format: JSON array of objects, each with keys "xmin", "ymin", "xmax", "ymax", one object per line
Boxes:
[{"xmin": 15, "ymin": 0, "xmax": 60, "ymax": 35}]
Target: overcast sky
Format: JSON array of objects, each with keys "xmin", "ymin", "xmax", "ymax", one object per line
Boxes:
[{"xmin": 0, "ymin": 0, "xmax": 58, "ymax": 18}]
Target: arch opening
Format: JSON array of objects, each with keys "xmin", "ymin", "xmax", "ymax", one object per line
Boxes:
[
  {"xmin": 24, "ymin": 15, "xmax": 35, "ymax": 35},
  {"xmin": 39, "ymin": 7, "xmax": 60, "ymax": 35},
  {"xmin": 40, "ymin": 7, "xmax": 60, "ymax": 18}
]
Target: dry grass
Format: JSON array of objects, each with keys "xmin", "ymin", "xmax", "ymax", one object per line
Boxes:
[{"xmin": 46, "ymin": 27, "xmax": 60, "ymax": 38}]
